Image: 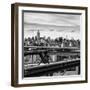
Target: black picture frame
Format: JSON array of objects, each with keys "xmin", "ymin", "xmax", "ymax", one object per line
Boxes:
[{"xmin": 11, "ymin": 3, "xmax": 88, "ymax": 87}]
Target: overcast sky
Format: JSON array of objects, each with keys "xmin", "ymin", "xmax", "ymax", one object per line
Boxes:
[{"xmin": 24, "ymin": 12, "xmax": 81, "ymax": 40}]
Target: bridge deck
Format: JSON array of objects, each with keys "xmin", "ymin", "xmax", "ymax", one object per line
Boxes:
[
  {"xmin": 24, "ymin": 46, "xmax": 80, "ymax": 55},
  {"xmin": 24, "ymin": 46, "xmax": 80, "ymax": 50},
  {"xmin": 24, "ymin": 59, "xmax": 80, "ymax": 77}
]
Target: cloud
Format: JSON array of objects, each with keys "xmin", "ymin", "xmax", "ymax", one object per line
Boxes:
[
  {"xmin": 24, "ymin": 12, "xmax": 80, "ymax": 27},
  {"xmin": 24, "ymin": 11, "xmax": 80, "ymax": 39}
]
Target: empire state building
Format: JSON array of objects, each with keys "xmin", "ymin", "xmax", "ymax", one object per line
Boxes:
[
  {"xmin": 37, "ymin": 30, "xmax": 40, "ymax": 44},
  {"xmin": 37, "ymin": 30, "xmax": 40, "ymax": 40}
]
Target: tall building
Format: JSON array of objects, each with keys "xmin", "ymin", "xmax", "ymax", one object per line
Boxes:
[
  {"xmin": 37, "ymin": 30, "xmax": 40, "ymax": 40},
  {"xmin": 37, "ymin": 30, "xmax": 40, "ymax": 44}
]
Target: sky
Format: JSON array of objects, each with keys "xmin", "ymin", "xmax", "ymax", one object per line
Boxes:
[{"xmin": 24, "ymin": 11, "xmax": 81, "ymax": 40}]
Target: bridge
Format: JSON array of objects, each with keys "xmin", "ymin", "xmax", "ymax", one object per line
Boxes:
[
  {"xmin": 24, "ymin": 46, "xmax": 80, "ymax": 50},
  {"xmin": 24, "ymin": 46, "xmax": 80, "ymax": 77},
  {"xmin": 24, "ymin": 46, "xmax": 80, "ymax": 56},
  {"xmin": 24, "ymin": 59, "xmax": 80, "ymax": 77}
]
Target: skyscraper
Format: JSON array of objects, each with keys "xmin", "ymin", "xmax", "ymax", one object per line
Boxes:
[
  {"xmin": 37, "ymin": 30, "xmax": 40, "ymax": 45},
  {"xmin": 37, "ymin": 30, "xmax": 40, "ymax": 40}
]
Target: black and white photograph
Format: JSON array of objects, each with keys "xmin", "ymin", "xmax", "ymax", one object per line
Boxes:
[
  {"xmin": 23, "ymin": 11, "xmax": 81, "ymax": 77},
  {"xmin": 11, "ymin": 3, "xmax": 87, "ymax": 86}
]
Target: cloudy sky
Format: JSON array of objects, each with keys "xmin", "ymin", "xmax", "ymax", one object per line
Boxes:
[{"xmin": 24, "ymin": 11, "xmax": 81, "ymax": 40}]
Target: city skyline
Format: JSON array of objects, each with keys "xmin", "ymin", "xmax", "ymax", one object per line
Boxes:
[
  {"xmin": 24, "ymin": 29, "xmax": 80, "ymax": 40},
  {"xmin": 24, "ymin": 12, "xmax": 81, "ymax": 40}
]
